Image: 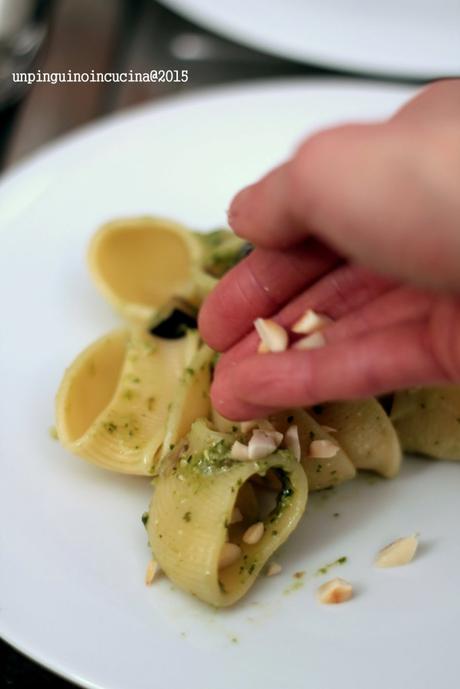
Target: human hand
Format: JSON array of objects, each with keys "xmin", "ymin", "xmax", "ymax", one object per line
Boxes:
[{"xmin": 199, "ymin": 80, "xmax": 460, "ymax": 420}]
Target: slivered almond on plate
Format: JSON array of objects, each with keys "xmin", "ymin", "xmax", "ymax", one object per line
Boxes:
[{"xmin": 375, "ymin": 534, "xmax": 418, "ymax": 568}]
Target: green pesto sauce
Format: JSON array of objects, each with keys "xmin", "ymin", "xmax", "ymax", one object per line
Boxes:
[
  {"xmin": 268, "ymin": 467, "xmax": 294, "ymax": 523},
  {"xmin": 239, "ymin": 554, "xmax": 258, "ymax": 579},
  {"xmin": 316, "ymin": 556, "xmax": 348, "ymax": 576},
  {"xmin": 141, "ymin": 512, "xmax": 149, "ymax": 527},
  {"xmin": 179, "ymin": 439, "xmax": 236, "ymax": 477},
  {"xmin": 103, "ymin": 415, "xmax": 141, "ymax": 440}
]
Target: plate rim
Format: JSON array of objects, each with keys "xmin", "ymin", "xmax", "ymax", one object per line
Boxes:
[
  {"xmin": 0, "ymin": 76, "xmax": 418, "ymax": 689},
  {"xmin": 156, "ymin": 0, "xmax": 459, "ymax": 79}
]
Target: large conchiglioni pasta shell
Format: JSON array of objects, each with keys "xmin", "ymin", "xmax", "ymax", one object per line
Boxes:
[
  {"xmin": 391, "ymin": 386, "xmax": 460, "ymax": 460},
  {"xmin": 148, "ymin": 419, "xmax": 308, "ymax": 607},
  {"xmin": 310, "ymin": 399, "xmax": 402, "ymax": 478},
  {"xmin": 87, "ymin": 217, "xmax": 204, "ymax": 326},
  {"xmin": 55, "ymin": 328, "xmax": 199, "ymax": 474}
]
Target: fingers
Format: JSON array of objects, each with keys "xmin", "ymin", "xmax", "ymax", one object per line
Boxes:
[
  {"xmin": 323, "ymin": 285, "xmax": 434, "ymax": 345},
  {"xmin": 214, "ymin": 263, "xmax": 395, "ymax": 369},
  {"xmin": 198, "ymin": 239, "xmax": 340, "ymax": 352},
  {"xmin": 228, "ymin": 80, "xmax": 460, "ymax": 291},
  {"xmin": 211, "ymin": 294, "xmax": 460, "ymax": 420},
  {"xmin": 211, "ymin": 320, "xmax": 447, "ymax": 420}
]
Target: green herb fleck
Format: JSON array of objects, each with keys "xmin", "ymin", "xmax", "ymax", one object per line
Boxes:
[
  {"xmin": 141, "ymin": 512, "xmax": 149, "ymax": 527},
  {"xmin": 316, "ymin": 556, "xmax": 348, "ymax": 576},
  {"xmin": 104, "ymin": 421, "xmax": 117, "ymax": 434},
  {"xmin": 183, "ymin": 511, "xmax": 192, "ymax": 522}
]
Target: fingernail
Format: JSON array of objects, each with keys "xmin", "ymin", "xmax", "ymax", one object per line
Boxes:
[{"xmin": 227, "ymin": 185, "xmax": 253, "ymax": 228}]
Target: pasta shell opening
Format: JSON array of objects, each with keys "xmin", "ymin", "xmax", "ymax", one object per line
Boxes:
[
  {"xmin": 218, "ymin": 469, "xmax": 296, "ymax": 594},
  {"xmin": 88, "ymin": 217, "xmax": 203, "ymax": 324},
  {"xmin": 56, "ymin": 329, "xmax": 200, "ymax": 474},
  {"xmin": 148, "ymin": 420, "xmax": 308, "ymax": 606},
  {"xmin": 56, "ymin": 330, "xmax": 128, "ymax": 443}
]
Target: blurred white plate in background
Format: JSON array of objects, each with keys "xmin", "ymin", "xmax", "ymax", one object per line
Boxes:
[
  {"xmin": 157, "ymin": 0, "xmax": 460, "ymax": 78},
  {"xmin": 2, "ymin": 79, "xmax": 460, "ymax": 689}
]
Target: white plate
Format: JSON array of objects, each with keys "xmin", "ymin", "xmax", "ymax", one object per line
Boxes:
[
  {"xmin": 1, "ymin": 79, "xmax": 459, "ymax": 689},
  {"xmin": 158, "ymin": 0, "xmax": 460, "ymax": 79}
]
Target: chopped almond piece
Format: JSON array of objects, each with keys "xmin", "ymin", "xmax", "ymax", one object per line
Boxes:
[
  {"xmin": 265, "ymin": 430, "xmax": 284, "ymax": 447},
  {"xmin": 230, "ymin": 507, "xmax": 243, "ymax": 524},
  {"xmin": 266, "ymin": 562, "xmax": 282, "ymax": 577},
  {"xmin": 230, "ymin": 440, "xmax": 249, "ymax": 461},
  {"xmin": 218, "ymin": 543, "xmax": 242, "ymax": 569},
  {"xmin": 293, "ymin": 332, "xmax": 326, "ymax": 350},
  {"xmin": 291, "ymin": 309, "xmax": 332, "ymax": 335},
  {"xmin": 375, "ymin": 534, "xmax": 418, "ymax": 568},
  {"xmin": 242, "ymin": 521, "xmax": 265, "ymax": 545},
  {"xmin": 309, "ymin": 439, "xmax": 339, "ymax": 458},
  {"xmin": 145, "ymin": 559, "xmax": 160, "ymax": 585},
  {"xmin": 284, "ymin": 424, "xmax": 301, "ymax": 461},
  {"xmin": 254, "ymin": 318, "xmax": 288, "ymax": 353},
  {"xmin": 248, "ymin": 429, "xmax": 277, "ymax": 460},
  {"xmin": 316, "ymin": 577, "xmax": 353, "ymax": 604}
]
